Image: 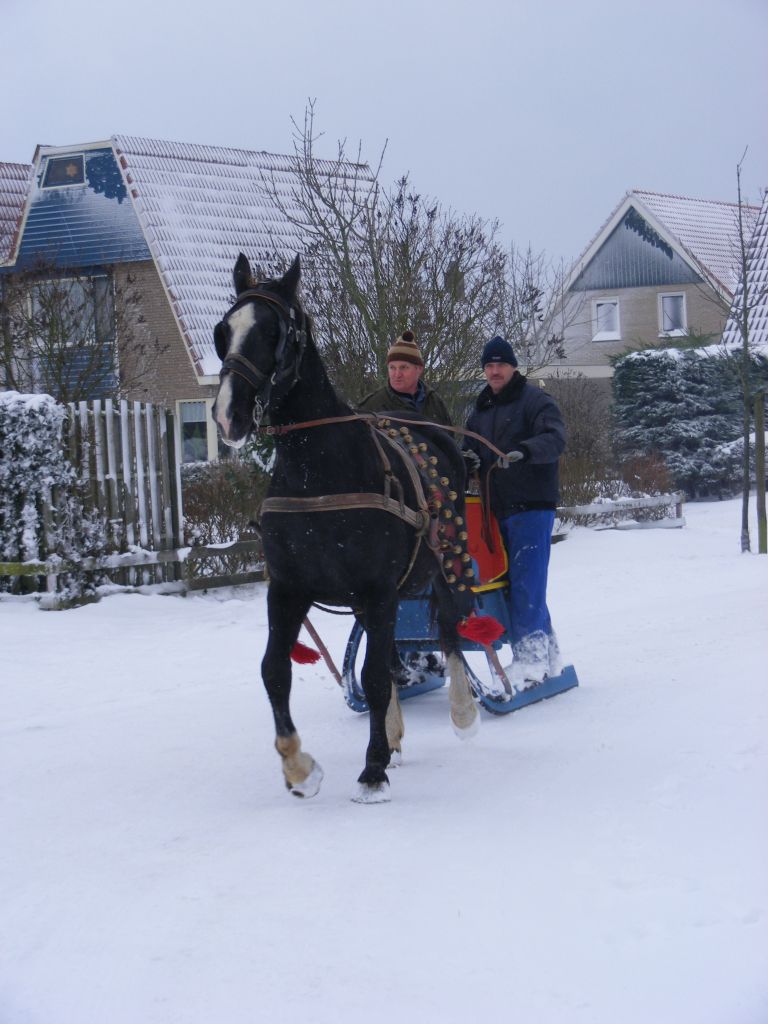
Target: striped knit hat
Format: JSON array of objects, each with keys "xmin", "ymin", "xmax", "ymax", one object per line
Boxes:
[{"xmin": 386, "ymin": 330, "xmax": 424, "ymax": 366}]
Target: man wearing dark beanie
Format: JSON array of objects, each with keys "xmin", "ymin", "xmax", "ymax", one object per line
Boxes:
[
  {"xmin": 463, "ymin": 335, "xmax": 566, "ymax": 687},
  {"xmin": 357, "ymin": 330, "xmax": 452, "ymax": 426}
]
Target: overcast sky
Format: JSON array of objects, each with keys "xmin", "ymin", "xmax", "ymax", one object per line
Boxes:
[{"xmin": 2, "ymin": 0, "xmax": 766, "ymax": 265}]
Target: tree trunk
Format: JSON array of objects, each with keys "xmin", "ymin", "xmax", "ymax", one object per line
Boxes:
[
  {"xmin": 755, "ymin": 390, "xmax": 767, "ymax": 554},
  {"xmin": 741, "ymin": 390, "xmax": 751, "ymax": 552}
]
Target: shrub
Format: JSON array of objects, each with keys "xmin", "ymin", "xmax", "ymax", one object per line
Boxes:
[
  {"xmin": 181, "ymin": 457, "xmax": 270, "ymax": 577},
  {"xmin": 612, "ymin": 345, "xmax": 768, "ymax": 499},
  {"xmin": 0, "ymin": 392, "xmax": 106, "ymax": 597}
]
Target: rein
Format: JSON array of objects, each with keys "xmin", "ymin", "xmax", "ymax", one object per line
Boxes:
[
  {"xmin": 257, "ymin": 411, "xmax": 510, "ymax": 460},
  {"xmin": 258, "ymin": 411, "xmax": 508, "ymax": 557}
]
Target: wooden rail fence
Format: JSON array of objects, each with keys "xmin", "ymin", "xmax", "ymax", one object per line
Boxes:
[{"xmin": 558, "ymin": 491, "xmax": 685, "ymax": 527}]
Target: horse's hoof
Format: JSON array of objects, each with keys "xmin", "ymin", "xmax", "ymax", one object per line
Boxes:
[
  {"xmin": 451, "ymin": 704, "xmax": 481, "ymax": 741},
  {"xmin": 388, "ymin": 749, "xmax": 403, "ymax": 768},
  {"xmin": 351, "ymin": 780, "xmax": 391, "ymax": 804},
  {"xmin": 289, "ymin": 761, "xmax": 324, "ymax": 799}
]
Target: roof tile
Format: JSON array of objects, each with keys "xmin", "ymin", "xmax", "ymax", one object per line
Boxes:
[
  {"xmin": 0, "ymin": 161, "xmax": 33, "ymax": 263},
  {"xmin": 112, "ymin": 134, "xmax": 369, "ymax": 376}
]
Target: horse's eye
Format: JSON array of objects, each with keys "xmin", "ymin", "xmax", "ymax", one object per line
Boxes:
[{"xmin": 213, "ymin": 322, "xmax": 228, "ymax": 361}]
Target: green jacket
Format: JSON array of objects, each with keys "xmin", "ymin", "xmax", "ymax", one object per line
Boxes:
[{"xmin": 357, "ymin": 382, "xmax": 453, "ymax": 427}]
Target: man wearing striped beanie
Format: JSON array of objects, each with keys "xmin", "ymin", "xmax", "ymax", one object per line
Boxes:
[{"xmin": 357, "ymin": 330, "xmax": 452, "ymax": 426}]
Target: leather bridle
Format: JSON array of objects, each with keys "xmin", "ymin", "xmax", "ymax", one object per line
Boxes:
[{"xmin": 216, "ymin": 287, "xmax": 308, "ymax": 420}]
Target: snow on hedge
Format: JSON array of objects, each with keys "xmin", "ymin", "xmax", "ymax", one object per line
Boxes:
[
  {"xmin": 613, "ymin": 345, "xmax": 768, "ymax": 499},
  {"xmin": 0, "ymin": 391, "xmax": 105, "ymax": 595}
]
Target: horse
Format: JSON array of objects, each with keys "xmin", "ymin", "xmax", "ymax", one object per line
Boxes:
[{"xmin": 212, "ymin": 253, "xmax": 498, "ymax": 803}]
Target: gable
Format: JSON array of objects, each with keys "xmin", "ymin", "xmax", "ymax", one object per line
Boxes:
[
  {"xmin": 12, "ymin": 146, "xmax": 150, "ymax": 270},
  {"xmin": 570, "ymin": 207, "xmax": 703, "ymax": 292}
]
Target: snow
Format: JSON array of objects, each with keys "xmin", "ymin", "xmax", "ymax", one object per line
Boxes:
[{"xmin": 2, "ymin": 497, "xmax": 767, "ymax": 1024}]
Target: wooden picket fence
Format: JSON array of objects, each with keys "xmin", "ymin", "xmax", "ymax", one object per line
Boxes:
[
  {"xmin": 65, "ymin": 398, "xmax": 183, "ymax": 564},
  {"xmin": 1, "ymin": 399, "xmax": 265, "ymax": 602},
  {"xmin": 0, "ymin": 400, "xmax": 184, "ymax": 597}
]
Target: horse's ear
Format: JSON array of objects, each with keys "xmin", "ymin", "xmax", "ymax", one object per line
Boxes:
[
  {"xmin": 233, "ymin": 253, "xmax": 253, "ymax": 296},
  {"xmin": 278, "ymin": 254, "xmax": 301, "ymax": 300}
]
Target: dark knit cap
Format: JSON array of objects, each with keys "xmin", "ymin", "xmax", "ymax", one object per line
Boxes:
[
  {"xmin": 481, "ymin": 335, "xmax": 518, "ymax": 367},
  {"xmin": 387, "ymin": 329, "xmax": 424, "ymax": 366}
]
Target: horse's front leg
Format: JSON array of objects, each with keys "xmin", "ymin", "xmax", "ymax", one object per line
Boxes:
[
  {"xmin": 262, "ymin": 583, "xmax": 323, "ymax": 798},
  {"xmin": 356, "ymin": 612, "xmax": 404, "ymax": 766},
  {"xmin": 355, "ymin": 593, "xmax": 399, "ymax": 803}
]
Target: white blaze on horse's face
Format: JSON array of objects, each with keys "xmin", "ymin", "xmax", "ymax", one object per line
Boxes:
[{"xmin": 213, "ymin": 303, "xmax": 257, "ymax": 448}]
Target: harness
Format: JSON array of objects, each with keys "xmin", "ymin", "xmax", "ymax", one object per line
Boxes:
[{"xmin": 217, "ymin": 287, "xmax": 308, "ymax": 421}]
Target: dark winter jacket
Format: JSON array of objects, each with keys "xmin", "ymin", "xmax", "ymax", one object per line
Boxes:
[
  {"xmin": 464, "ymin": 374, "xmax": 566, "ymax": 516},
  {"xmin": 357, "ymin": 380, "xmax": 453, "ymax": 426}
]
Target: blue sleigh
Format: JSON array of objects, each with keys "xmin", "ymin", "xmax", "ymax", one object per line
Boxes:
[{"xmin": 341, "ymin": 497, "xmax": 578, "ymax": 716}]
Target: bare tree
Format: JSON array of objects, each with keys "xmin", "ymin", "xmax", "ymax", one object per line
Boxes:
[
  {"xmin": 498, "ymin": 243, "xmax": 570, "ymax": 372},
  {"xmin": 0, "ymin": 259, "xmax": 166, "ymax": 404},
  {"xmin": 257, "ymin": 104, "xmax": 568, "ymax": 420}
]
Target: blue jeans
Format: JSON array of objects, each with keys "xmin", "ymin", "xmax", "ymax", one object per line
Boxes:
[{"xmin": 499, "ymin": 510, "xmax": 558, "ymax": 678}]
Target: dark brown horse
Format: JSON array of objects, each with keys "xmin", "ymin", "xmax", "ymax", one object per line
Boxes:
[{"xmin": 212, "ymin": 254, "xmax": 487, "ymax": 802}]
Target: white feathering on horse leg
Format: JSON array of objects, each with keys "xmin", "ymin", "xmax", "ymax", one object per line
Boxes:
[
  {"xmin": 351, "ymin": 780, "xmax": 391, "ymax": 804},
  {"xmin": 276, "ymin": 733, "xmax": 323, "ymax": 798},
  {"xmin": 447, "ymin": 653, "xmax": 480, "ymax": 740},
  {"xmin": 289, "ymin": 760, "xmax": 324, "ymax": 799},
  {"xmin": 385, "ymin": 681, "xmax": 404, "ymax": 767}
]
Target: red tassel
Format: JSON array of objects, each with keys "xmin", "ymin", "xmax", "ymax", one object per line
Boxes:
[
  {"xmin": 457, "ymin": 615, "xmax": 505, "ymax": 645},
  {"xmin": 291, "ymin": 641, "xmax": 321, "ymax": 664}
]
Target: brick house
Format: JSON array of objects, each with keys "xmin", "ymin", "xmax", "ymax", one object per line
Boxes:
[
  {"xmin": 0, "ymin": 136, "xmax": 352, "ymax": 463},
  {"xmin": 553, "ymin": 190, "xmax": 760, "ymax": 379}
]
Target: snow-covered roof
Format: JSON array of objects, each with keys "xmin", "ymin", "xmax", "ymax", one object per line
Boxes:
[
  {"xmin": 570, "ymin": 189, "xmax": 760, "ymax": 299},
  {"xmin": 111, "ymin": 135, "xmax": 369, "ymax": 377},
  {"xmin": 0, "ymin": 161, "xmax": 33, "ymax": 263},
  {"xmin": 635, "ymin": 190, "xmax": 758, "ymax": 295},
  {"xmin": 722, "ymin": 190, "xmax": 768, "ymax": 349}
]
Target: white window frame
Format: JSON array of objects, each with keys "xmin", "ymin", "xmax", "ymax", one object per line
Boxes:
[
  {"xmin": 592, "ymin": 298, "xmax": 621, "ymax": 342},
  {"xmin": 41, "ymin": 154, "xmax": 86, "ymax": 190},
  {"xmin": 658, "ymin": 292, "xmax": 688, "ymax": 337},
  {"xmin": 176, "ymin": 398, "xmax": 218, "ymax": 464}
]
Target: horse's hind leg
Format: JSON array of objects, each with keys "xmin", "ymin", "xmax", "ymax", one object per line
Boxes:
[
  {"xmin": 262, "ymin": 583, "xmax": 323, "ymax": 798},
  {"xmin": 433, "ymin": 577, "xmax": 480, "ymax": 739},
  {"xmin": 447, "ymin": 653, "xmax": 480, "ymax": 739},
  {"xmin": 386, "ymin": 680, "xmax": 404, "ymax": 766}
]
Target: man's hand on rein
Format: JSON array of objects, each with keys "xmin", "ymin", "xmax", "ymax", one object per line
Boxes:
[{"xmin": 496, "ymin": 449, "xmax": 525, "ymax": 469}]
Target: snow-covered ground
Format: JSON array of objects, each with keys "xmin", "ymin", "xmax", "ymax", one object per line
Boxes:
[{"xmin": 2, "ymin": 497, "xmax": 767, "ymax": 1024}]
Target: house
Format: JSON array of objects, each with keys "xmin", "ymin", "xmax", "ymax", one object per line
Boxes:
[
  {"xmin": 0, "ymin": 135, "xmax": 362, "ymax": 462},
  {"xmin": 722, "ymin": 189, "xmax": 768, "ymax": 351},
  {"xmin": 553, "ymin": 190, "xmax": 760, "ymax": 379}
]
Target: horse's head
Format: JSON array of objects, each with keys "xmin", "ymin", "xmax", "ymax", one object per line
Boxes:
[{"xmin": 212, "ymin": 253, "xmax": 305, "ymax": 447}]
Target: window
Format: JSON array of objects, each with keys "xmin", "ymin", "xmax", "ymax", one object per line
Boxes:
[
  {"xmin": 179, "ymin": 401, "xmax": 211, "ymax": 463},
  {"xmin": 592, "ymin": 298, "xmax": 621, "ymax": 341},
  {"xmin": 26, "ymin": 275, "xmax": 116, "ymax": 399},
  {"xmin": 659, "ymin": 293, "xmax": 687, "ymax": 336},
  {"xmin": 42, "ymin": 155, "xmax": 85, "ymax": 188}
]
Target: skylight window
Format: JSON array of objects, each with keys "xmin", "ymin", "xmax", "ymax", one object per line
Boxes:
[{"xmin": 42, "ymin": 155, "xmax": 85, "ymax": 188}]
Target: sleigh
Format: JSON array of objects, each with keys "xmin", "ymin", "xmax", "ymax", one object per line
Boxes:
[{"xmin": 340, "ymin": 496, "xmax": 578, "ymax": 716}]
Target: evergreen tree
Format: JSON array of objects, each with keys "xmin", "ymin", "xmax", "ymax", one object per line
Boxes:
[{"xmin": 613, "ymin": 347, "xmax": 768, "ymax": 499}]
